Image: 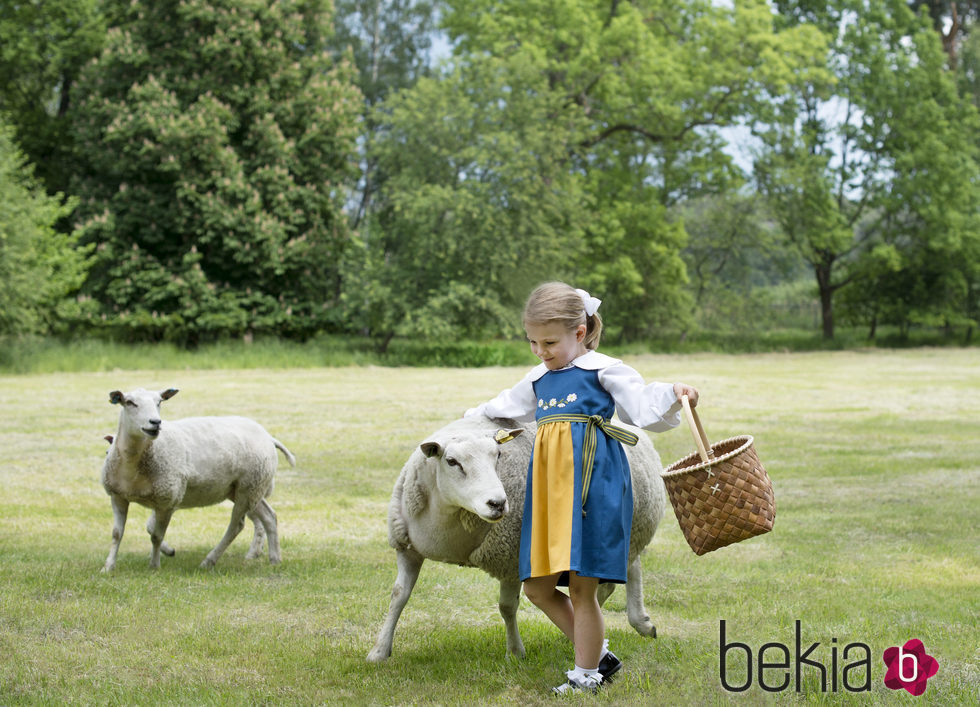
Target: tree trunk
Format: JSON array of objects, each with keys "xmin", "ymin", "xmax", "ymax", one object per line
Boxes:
[{"xmin": 814, "ymin": 263, "xmax": 835, "ymax": 340}]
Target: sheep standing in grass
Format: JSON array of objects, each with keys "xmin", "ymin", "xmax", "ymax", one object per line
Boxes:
[
  {"xmin": 101, "ymin": 434, "xmax": 272, "ymax": 561},
  {"xmin": 367, "ymin": 414, "xmax": 665, "ymax": 662},
  {"xmin": 101, "ymin": 387, "xmax": 294, "ymax": 571}
]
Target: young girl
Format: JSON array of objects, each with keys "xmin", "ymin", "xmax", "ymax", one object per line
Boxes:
[{"xmin": 465, "ymin": 281, "xmax": 699, "ymax": 695}]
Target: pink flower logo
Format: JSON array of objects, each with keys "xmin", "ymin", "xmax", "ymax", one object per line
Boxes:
[{"xmin": 882, "ymin": 639, "xmax": 939, "ymax": 696}]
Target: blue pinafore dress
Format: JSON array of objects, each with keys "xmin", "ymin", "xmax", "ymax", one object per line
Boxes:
[{"xmin": 518, "ymin": 365, "xmax": 637, "ymax": 585}]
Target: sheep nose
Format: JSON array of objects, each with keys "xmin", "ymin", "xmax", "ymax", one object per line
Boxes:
[
  {"xmin": 487, "ymin": 498, "xmax": 507, "ymax": 513},
  {"xmin": 149, "ymin": 418, "xmax": 161, "ymax": 427}
]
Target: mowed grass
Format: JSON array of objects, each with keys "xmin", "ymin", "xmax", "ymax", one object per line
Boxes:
[{"xmin": 0, "ymin": 349, "xmax": 977, "ymax": 705}]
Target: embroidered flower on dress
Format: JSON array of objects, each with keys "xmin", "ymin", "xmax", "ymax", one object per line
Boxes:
[{"xmin": 539, "ymin": 392, "xmax": 579, "ymax": 411}]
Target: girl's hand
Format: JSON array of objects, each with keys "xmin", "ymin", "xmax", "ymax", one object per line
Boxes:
[{"xmin": 674, "ymin": 383, "xmax": 699, "ymax": 407}]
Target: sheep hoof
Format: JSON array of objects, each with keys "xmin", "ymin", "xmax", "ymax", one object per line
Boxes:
[
  {"xmin": 366, "ymin": 647, "xmax": 390, "ymax": 663},
  {"xmin": 162, "ymin": 544, "xmax": 175, "ymax": 557},
  {"xmin": 199, "ymin": 558, "xmax": 216, "ymax": 570},
  {"xmin": 631, "ymin": 616, "xmax": 657, "ymax": 637}
]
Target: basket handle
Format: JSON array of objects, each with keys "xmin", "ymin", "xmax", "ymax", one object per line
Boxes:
[{"xmin": 681, "ymin": 394, "xmax": 712, "ymax": 463}]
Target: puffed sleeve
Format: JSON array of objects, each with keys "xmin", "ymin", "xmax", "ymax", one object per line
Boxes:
[
  {"xmin": 464, "ymin": 369, "xmax": 539, "ymax": 422},
  {"xmin": 597, "ymin": 362, "xmax": 682, "ymax": 432}
]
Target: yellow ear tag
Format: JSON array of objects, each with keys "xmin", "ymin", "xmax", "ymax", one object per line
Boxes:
[{"xmin": 494, "ymin": 429, "xmax": 515, "ymax": 444}]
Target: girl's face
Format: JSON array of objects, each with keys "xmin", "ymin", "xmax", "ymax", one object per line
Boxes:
[{"xmin": 526, "ymin": 322, "xmax": 588, "ymax": 371}]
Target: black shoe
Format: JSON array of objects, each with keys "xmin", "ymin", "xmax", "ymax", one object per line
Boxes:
[{"xmin": 598, "ymin": 651, "xmax": 622, "ymax": 682}]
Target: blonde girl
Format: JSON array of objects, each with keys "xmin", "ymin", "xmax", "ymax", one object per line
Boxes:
[{"xmin": 466, "ymin": 281, "xmax": 699, "ymax": 694}]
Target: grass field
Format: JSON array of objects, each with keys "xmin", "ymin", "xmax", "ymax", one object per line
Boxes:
[{"xmin": 1, "ymin": 349, "xmax": 977, "ymax": 705}]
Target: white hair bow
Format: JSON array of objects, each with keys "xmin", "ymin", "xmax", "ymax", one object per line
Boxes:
[{"xmin": 575, "ymin": 288, "xmax": 602, "ymax": 317}]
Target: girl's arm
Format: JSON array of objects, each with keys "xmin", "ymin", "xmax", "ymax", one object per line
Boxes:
[
  {"xmin": 464, "ymin": 371, "xmax": 538, "ymax": 422},
  {"xmin": 598, "ymin": 363, "xmax": 688, "ymax": 432}
]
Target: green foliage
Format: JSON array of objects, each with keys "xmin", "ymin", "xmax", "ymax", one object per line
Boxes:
[
  {"xmin": 353, "ymin": 0, "xmax": 825, "ymax": 347},
  {"xmin": 0, "ymin": 120, "xmax": 90, "ymax": 336},
  {"xmin": 759, "ymin": 0, "xmax": 980, "ymax": 339},
  {"xmin": 0, "ymin": 0, "xmax": 105, "ymax": 195},
  {"xmin": 2, "ymin": 0, "xmax": 978, "ymax": 346},
  {"xmin": 678, "ymin": 193, "xmax": 801, "ymax": 303},
  {"xmin": 331, "ymin": 0, "xmax": 436, "ymax": 109},
  {"xmin": 867, "ymin": 18, "xmax": 980, "ymax": 337},
  {"xmin": 351, "ymin": 53, "xmax": 589, "ymax": 347},
  {"xmin": 958, "ymin": 24, "xmax": 980, "ymax": 106},
  {"xmin": 0, "ymin": 335, "xmax": 538, "ymax": 374},
  {"xmin": 70, "ymin": 0, "xmax": 362, "ymax": 345},
  {"xmin": 329, "ymin": 1, "xmax": 438, "ymax": 232}
]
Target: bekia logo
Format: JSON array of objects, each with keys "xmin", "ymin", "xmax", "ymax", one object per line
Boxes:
[
  {"xmin": 883, "ymin": 639, "xmax": 939, "ymax": 696},
  {"xmin": 720, "ymin": 621, "xmax": 939, "ymax": 696}
]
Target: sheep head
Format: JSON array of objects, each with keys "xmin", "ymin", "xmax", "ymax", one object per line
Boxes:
[
  {"xmin": 108, "ymin": 387, "xmax": 179, "ymax": 439},
  {"xmin": 419, "ymin": 428, "xmax": 521, "ymax": 523}
]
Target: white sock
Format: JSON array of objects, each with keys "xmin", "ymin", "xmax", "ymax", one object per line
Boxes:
[{"xmin": 571, "ymin": 664, "xmax": 601, "ymax": 682}]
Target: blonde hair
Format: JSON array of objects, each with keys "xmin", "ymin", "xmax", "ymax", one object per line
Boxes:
[{"xmin": 523, "ymin": 281, "xmax": 603, "ymax": 350}]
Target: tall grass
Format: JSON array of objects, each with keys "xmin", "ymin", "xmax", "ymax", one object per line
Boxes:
[
  {"xmin": 0, "ymin": 335, "xmax": 538, "ymax": 374},
  {"xmin": 1, "ymin": 350, "xmax": 978, "ymax": 704},
  {"xmin": 1, "ymin": 328, "xmax": 975, "ymax": 375}
]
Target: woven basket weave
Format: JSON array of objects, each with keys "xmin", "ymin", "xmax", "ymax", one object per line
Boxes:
[{"xmin": 662, "ymin": 397, "xmax": 775, "ymax": 555}]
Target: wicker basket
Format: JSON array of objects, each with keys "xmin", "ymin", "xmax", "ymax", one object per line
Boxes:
[{"xmin": 662, "ymin": 396, "xmax": 775, "ymax": 555}]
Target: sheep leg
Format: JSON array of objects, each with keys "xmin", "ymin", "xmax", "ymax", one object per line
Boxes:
[
  {"xmin": 148, "ymin": 508, "xmax": 174, "ymax": 570},
  {"xmin": 102, "ymin": 495, "xmax": 129, "ymax": 572},
  {"xmin": 625, "ymin": 555, "xmax": 656, "ymax": 637},
  {"xmin": 200, "ymin": 500, "xmax": 248, "ymax": 569},
  {"xmin": 244, "ymin": 509, "xmax": 267, "ymax": 560},
  {"xmin": 498, "ymin": 579, "xmax": 526, "ymax": 659},
  {"xmin": 366, "ymin": 549, "xmax": 424, "ymax": 662},
  {"xmin": 146, "ymin": 513, "xmax": 175, "ymax": 557},
  {"xmin": 596, "ymin": 583, "xmax": 616, "ymax": 606},
  {"xmin": 246, "ymin": 499, "xmax": 280, "ymax": 564}
]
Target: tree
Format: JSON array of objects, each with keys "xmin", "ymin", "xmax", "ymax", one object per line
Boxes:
[
  {"xmin": 958, "ymin": 12, "xmax": 980, "ymax": 105},
  {"xmin": 859, "ymin": 20, "xmax": 980, "ymax": 338},
  {"xmin": 0, "ymin": 0, "xmax": 105, "ymax": 195},
  {"xmin": 909, "ymin": 0, "xmax": 980, "ymax": 67},
  {"xmin": 352, "ymin": 53, "xmax": 589, "ymax": 349},
  {"xmin": 0, "ymin": 119, "xmax": 89, "ymax": 336},
  {"xmin": 329, "ymin": 0, "xmax": 437, "ymax": 230},
  {"xmin": 363, "ymin": 0, "xmax": 826, "ymax": 342},
  {"xmin": 677, "ymin": 193, "xmax": 802, "ymax": 326},
  {"xmin": 761, "ymin": 0, "xmax": 980, "ymax": 338},
  {"xmin": 70, "ymin": 0, "xmax": 362, "ymax": 344}
]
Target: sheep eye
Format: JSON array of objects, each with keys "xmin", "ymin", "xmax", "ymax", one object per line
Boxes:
[
  {"xmin": 446, "ymin": 458, "xmax": 460, "ymax": 467},
  {"xmin": 124, "ymin": 400, "xmax": 137, "ymax": 407}
]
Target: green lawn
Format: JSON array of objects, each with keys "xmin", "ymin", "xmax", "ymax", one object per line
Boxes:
[{"xmin": 1, "ymin": 349, "xmax": 977, "ymax": 704}]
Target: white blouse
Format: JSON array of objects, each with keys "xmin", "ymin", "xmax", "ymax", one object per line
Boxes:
[{"xmin": 464, "ymin": 350, "xmax": 682, "ymax": 432}]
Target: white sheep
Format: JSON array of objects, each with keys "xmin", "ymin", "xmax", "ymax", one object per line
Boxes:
[
  {"xmin": 100, "ymin": 387, "xmax": 294, "ymax": 571},
  {"xmin": 100, "ymin": 433, "xmax": 270, "ymax": 561},
  {"xmin": 367, "ymin": 414, "xmax": 665, "ymax": 662}
]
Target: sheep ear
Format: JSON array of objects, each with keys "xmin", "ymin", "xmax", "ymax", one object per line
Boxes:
[
  {"xmin": 161, "ymin": 388, "xmax": 179, "ymax": 401},
  {"xmin": 494, "ymin": 428, "xmax": 523, "ymax": 445},
  {"xmin": 420, "ymin": 441, "xmax": 443, "ymax": 458},
  {"xmin": 109, "ymin": 391, "xmax": 124, "ymax": 405},
  {"xmin": 104, "ymin": 435, "xmax": 114, "ymax": 444}
]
